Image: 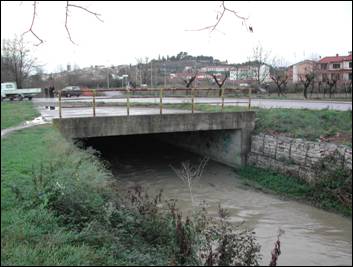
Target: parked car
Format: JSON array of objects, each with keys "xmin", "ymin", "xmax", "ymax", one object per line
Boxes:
[
  {"xmin": 1, "ymin": 82, "xmax": 41, "ymax": 101},
  {"xmin": 60, "ymin": 86, "xmax": 81, "ymax": 97}
]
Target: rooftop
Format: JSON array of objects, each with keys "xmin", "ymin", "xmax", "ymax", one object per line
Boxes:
[{"xmin": 319, "ymin": 54, "xmax": 352, "ymax": 64}]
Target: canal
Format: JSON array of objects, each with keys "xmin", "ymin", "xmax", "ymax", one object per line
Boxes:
[{"xmin": 82, "ymin": 134, "xmax": 352, "ymax": 266}]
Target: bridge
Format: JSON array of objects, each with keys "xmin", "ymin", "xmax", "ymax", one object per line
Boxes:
[{"xmin": 51, "ymin": 88, "xmax": 255, "ymax": 167}]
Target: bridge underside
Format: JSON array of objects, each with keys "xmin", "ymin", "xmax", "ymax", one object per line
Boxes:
[{"xmin": 53, "ymin": 112, "xmax": 255, "ymax": 167}]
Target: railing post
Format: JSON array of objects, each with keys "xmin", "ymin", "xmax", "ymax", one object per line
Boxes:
[
  {"xmin": 92, "ymin": 89, "xmax": 96, "ymax": 117},
  {"xmin": 221, "ymin": 88, "xmax": 225, "ymax": 112},
  {"xmin": 58, "ymin": 91, "xmax": 62, "ymax": 119},
  {"xmin": 191, "ymin": 87, "xmax": 195, "ymax": 114},
  {"xmin": 160, "ymin": 87, "xmax": 163, "ymax": 115},
  {"xmin": 127, "ymin": 88, "xmax": 130, "ymax": 116},
  {"xmin": 248, "ymin": 87, "xmax": 252, "ymax": 110}
]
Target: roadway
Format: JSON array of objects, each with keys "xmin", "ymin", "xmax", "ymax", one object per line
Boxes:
[{"xmin": 36, "ymin": 105, "xmax": 194, "ymax": 121}]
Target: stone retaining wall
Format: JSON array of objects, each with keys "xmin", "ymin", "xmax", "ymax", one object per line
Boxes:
[{"xmin": 248, "ymin": 134, "xmax": 352, "ymax": 183}]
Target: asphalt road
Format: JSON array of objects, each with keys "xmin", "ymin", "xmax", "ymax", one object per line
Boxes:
[{"xmin": 36, "ymin": 105, "xmax": 193, "ymax": 121}]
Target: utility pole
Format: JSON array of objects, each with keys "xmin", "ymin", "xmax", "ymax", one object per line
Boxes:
[
  {"xmin": 164, "ymin": 63, "xmax": 167, "ymax": 89},
  {"xmin": 106, "ymin": 69, "xmax": 110, "ymax": 89},
  {"xmin": 140, "ymin": 70, "xmax": 142, "ymax": 86},
  {"xmin": 135, "ymin": 66, "xmax": 138, "ymax": 86},
  {"xmin": 150, "ymin": 61, "xmax": 153, "ymax": 88}
]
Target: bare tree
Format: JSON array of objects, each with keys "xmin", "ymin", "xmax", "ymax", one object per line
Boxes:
[
  {"xmin": 1, "ymin": 37, "xmax": 37, "ymax": 88},
  {"xmin": 270, "ymin": 68, "xmax": 289, "ymax": 97},
  {"xmin": 270, "ymin": 59, "xmax": 289, "ymax": 96},
  {"xmin": 170, "ymin": 157, "xmax": 209, "ymax": 205},
  {"xmin": 299, "ymin": 72, "xmax": 315, "ymax": 99},
  {"xmin": 135, "ymin": 57, "xmax": 151, "ymax": 85},
  {"xmin": 342, "ymin": 81, "xmax": 352, "ymax": 97},
  {"xmin": 250, "ymin": 44, "xmax": 271, "ymax": 87},
  {"xmin": 297, "ymin": 61, "xmax": 318, "ymax": 99},
  {"xmin": 212, "ymin": 73, "xmax": 229, "ymax": 96},
  {"xmin": 326, "ymin": 78, "xmax": 338, "ymax": 99},
  {"xmin": 181, "ymin": 69, "xmax": 198, "ymax": 89}
]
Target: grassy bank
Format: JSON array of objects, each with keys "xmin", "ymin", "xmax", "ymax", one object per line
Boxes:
[
  {"xmin": 236, "ymin": 166, "xmax": 352, "ymax": 217},
  {"xmin": 1, "ymin": 126, "xmax": 114, "ymax": 265},
  {"xmin": 1, "ymin": 101, "xmax": 40, "ymax": 129},
  {"xmin": 1, "ymin": 126, "xmax": 195, "ymax": 265},
  {"xmin": 253, "ymin": 108, "xmax": 352, "ymax": 145}
]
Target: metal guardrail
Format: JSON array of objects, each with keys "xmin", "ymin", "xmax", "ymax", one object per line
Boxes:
[{"xmin": 58, "ymin": 88, "xmax": 251, "ymax": 119}]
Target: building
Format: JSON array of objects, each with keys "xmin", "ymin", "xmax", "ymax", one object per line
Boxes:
[
  {"xmin": 200, "ymin": 66, "xmax": 233, "ymax": 73},
  {"xmin": 229, "ymin": 64, "xmax": 271, "ymax": 83},
  {"xmin": 291, "ymin": 60, "xmax": 317, "ymax": 83},
  {"xmin": 317, "ymin": 52, "xmax": 352, "ymax": 83}
]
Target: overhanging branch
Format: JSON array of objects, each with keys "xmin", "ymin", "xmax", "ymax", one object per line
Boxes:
[{"xmin": 22, "ymin": 1, "xmax": 44, "ymax": 46}]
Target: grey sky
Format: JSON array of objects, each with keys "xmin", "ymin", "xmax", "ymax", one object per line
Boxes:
[{"xmin": 1, "ymin": 1, "xmax": 352, "ymax": 73}]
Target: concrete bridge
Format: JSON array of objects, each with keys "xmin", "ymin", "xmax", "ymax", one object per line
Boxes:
[{"xmin": 53, "ymin": 111, "xmax": 255, "ymax": 168}]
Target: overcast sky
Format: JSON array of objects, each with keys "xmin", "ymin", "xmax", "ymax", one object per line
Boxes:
[{"xmin": 1, "ymin": 1, "xmax": 352, "ymax": 73}]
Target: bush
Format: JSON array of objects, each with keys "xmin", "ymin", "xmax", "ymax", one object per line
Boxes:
[{"xmin": 312, "ymin": 152, "xmax": 352, "ymax": 211}]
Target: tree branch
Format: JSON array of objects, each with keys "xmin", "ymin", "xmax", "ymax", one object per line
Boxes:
[
  {"xmin": 64, "ymin": 1, "xmax": 104, "ymax": 44},
  {"xmin": 22, "ymin": 1, "xmax": 103, "ymax": 45},
  {"xmin": 22, "ymin": 1, "xmax": 44, "ymax": 46},
  {"xmin": 67, "ymin": 2, "xmax": 104, "ymax": 22},
  {"xmin": 185, "ymin": 1, "xmax": 252, "ymax": 33},
  {"xmin": 65, "ymin": 1, "xmax": 76, "ymax": 45}
]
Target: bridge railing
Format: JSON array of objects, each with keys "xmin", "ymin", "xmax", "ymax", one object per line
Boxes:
[{"xmin": 58, "ymin": 87, "xmax": 252, "ymax": 119}]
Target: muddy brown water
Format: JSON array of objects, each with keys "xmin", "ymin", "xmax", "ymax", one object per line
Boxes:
[{"xmin": 82, "ymin": 134, "xmax": 352, "ymax": 266}]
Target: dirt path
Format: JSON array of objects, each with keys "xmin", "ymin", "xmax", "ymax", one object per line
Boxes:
[{"xmin": 1, "ymin": 117, "xmax": 50, "ymax": 139}]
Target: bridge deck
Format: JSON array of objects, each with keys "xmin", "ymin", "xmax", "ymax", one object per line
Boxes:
[{"xmin": 53, "ymin": 111, "xmax": 255, "ymax": 139}]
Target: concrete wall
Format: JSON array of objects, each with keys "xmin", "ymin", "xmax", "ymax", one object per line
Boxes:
[
  {"xmin": 53, "ymin": 112, "xmax": 255, "ymax": 139},
  {"xmin": 158, "ymin": 129, "xmax": 245, "ymax": 167},
  {"xmin": 248, "ymin": 133, "xmax": 352, "ymax": 183}
]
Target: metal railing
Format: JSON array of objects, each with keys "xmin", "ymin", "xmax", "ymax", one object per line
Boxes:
[{"xmin": 58, "ymin": 87, "xmax": 252, "ymax": 119}]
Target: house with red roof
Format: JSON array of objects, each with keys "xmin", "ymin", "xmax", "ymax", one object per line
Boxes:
[{"xmin": 318, "ymin": 52, "xmax": 352, "ymax": 83}]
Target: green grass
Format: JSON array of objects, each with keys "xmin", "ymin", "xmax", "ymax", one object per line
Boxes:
[
  {"xmin": 236, "ymin": 166, "xmax": 352, "ymax": 217},
  {"xmin": 1, "ymin": 101, "xmax": 40, "ymax": 129},
  {"xmin": 1, "ymin": 126, "xmax": 113, "ymax": 265},
  {"xmin": 245, "ymin": 93, "xmax": 352, "ymax": 101},
  {"xmin": 254, "ymin": 108, "xmax": 352, "ymax": 143}
]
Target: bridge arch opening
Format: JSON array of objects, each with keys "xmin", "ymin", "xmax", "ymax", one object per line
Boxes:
[{"xmin": 76, "ymin": 129, "xmax": 244, "ymax": 171}]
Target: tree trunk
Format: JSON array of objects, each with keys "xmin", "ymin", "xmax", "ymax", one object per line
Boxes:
[{"xmin": 303, "ymin": 85, "xmax": 308, "ymax": 99}]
